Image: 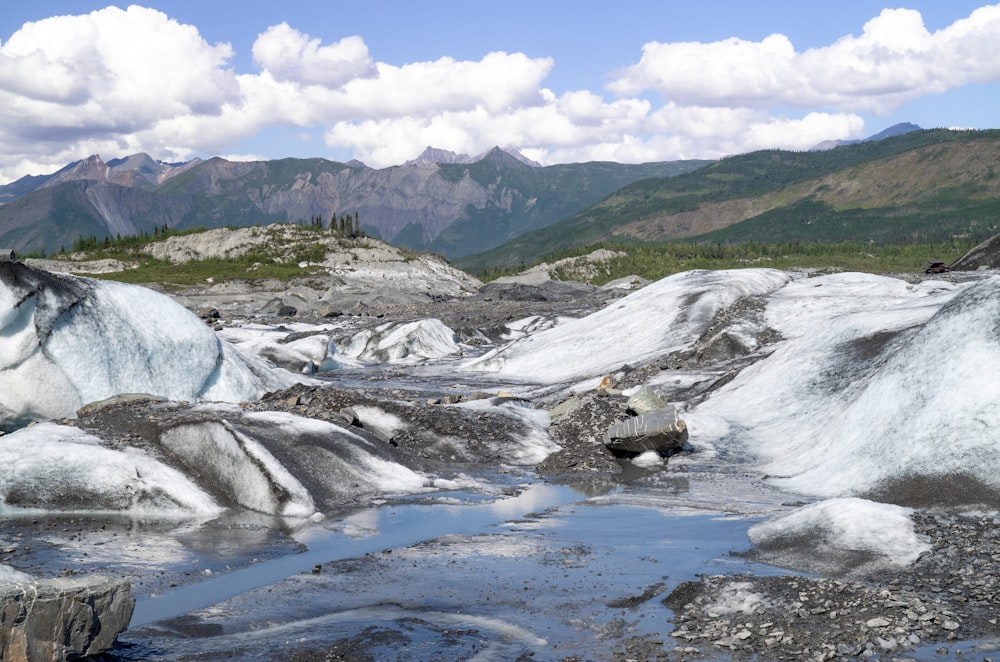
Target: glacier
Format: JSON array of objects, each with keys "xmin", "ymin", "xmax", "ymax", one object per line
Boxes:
[
  {"xmin": 462, "ymin": 268, "xmax": 1000, "ymax": 559},
  {"xmin": 464, "ymin": 268, "xmax": 796, "ymax": 382},
  {"xmin": 688, "ymin": 273, "xmax": 1000, "ymax": 502},
  {"xmin": 463, "ymin": 269, "xmax": 1000, "ymax": 505},
  {"xmin": 0, "ymin": 263, "xmax": 294, "ymax": 430},
  {"xmin": 6, "ymin": 262, "xmax": 1000, "ymax": 578}
]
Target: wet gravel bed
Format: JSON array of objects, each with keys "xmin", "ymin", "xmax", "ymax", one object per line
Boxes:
[{"xmin": 660, "ymin": 510, "xmax": 1000, "ymax": 661}]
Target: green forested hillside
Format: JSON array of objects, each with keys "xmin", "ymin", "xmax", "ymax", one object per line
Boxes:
[{"xmin": 458, "ymin": 129, "xmax": 1000, "ymax": 273}]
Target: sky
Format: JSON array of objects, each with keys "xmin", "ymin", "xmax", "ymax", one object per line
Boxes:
[{"xmin": 1, "ymin": 1, "xmax": 1000, "ymax": 183}]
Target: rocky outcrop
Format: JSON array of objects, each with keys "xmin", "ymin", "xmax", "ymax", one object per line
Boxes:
[
  {"xmin": 950, "ymin": 232, "xmax": 1000, "ymax": 271},
  {"xmin": 0, "ymin": 576, "xmax": 134, "ymax": 661}
]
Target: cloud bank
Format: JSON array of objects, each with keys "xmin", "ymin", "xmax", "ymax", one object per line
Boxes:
[{"xmin": 1, "ymin": 4, "xmax": 999, "ymax": 181}]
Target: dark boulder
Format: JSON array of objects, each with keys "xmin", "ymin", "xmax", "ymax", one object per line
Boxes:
[{"xmin": 603, "ymin": 406, "xmax": 688, "ymax": 455}]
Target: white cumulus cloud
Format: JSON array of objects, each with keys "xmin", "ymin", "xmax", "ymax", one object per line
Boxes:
[
  {"xmin": 252, "ymin": 23, "xmax": 375, "ymax": 87},
  {"xmin": 608, "ymin": 6, "xmax": 1000, "ymax": 115},
  {"xmin": 0, "ymin": 4, "xmax": 999, "ymax": 180}
]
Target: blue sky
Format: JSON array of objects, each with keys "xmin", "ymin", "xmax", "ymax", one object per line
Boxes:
[{"xmin": 1, "ymin": 2, "xmax": 999, "ymax": 182}]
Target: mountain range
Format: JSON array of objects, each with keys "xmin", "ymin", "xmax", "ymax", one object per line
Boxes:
[
  {"xmin": 0, "ymin": 147, "xmax": 706, "ymax": 257},
  {"xmin": 9, "ymin": 120, "xmax": 998, "ymax": 273}
]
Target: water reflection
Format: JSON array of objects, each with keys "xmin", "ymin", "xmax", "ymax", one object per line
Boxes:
[{"xmin": 130, "ymin": 482, "xmax": 583, "ymax": 626}]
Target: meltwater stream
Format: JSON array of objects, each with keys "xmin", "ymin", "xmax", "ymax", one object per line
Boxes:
[{"xmin": 130, "ymin": 482, "xmax": 584, "ymax": 627}]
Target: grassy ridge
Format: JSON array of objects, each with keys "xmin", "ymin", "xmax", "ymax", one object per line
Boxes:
[
  {"xmin": 55, "ymin": 223, "xmax": 364, "ymax": 288},
  {"xmin": 49, "ymin": 222, "xmax": 977, "ymax": 289},
  {"xmin": 480, "ymin": 239, "xmax": 978, "ymax": 285}
]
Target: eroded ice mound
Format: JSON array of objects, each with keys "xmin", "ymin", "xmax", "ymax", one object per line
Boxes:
[
  {"xmin": 218, "ymin": 323, "xmax": 340, "ymax": 373},
  {"xmin": 749, "ymin": 498, "xmax": 930, "ymax": 570},
  {"xmin": 0, "ymin": 263, "xmax": 294, "ymax": 430},
  {"xmin": 464, "ymin": 268, "xmax": 795, "ymax": 382},
  {"xmin": 340, "ymin": 319, "xmax": 461, "ymax": 363},
  {"xmin": 0, "ymin": 423, "xmax": 222, "ymax": 516},
  {"xmin": 690, "ymin": 272, "xmax": 1000, "ymax": 501},
  {"xmin": 0, "ymin": 406, "xmax": 434, "ymax": 518}
]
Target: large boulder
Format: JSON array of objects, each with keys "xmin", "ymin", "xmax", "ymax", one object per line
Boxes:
[
  {"xmin": 603, "ymin": 406, "xmax": 688, "ymax": 455},
  {"xmin": 0, "ymin": 575, "xmax": 134, "ymax": 661}
]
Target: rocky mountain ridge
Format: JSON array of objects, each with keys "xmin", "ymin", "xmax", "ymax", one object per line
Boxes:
[
  {"xmin": 403, "ymin": 145, "xmax": 542, "ymax": 167},
  {"xmin": 0, "ymin": 148, "xmax": 705, "ymax": 259}
]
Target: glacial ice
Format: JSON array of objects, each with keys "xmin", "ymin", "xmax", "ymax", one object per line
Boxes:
[
  {"xmin": 689, "ymin": 273, "xmax": 1000, "ymax": 499},
  {"xmin": 0, "ymin": 408, "xmax": 435, "ymax": 517},
  {"xmin": 468, "ymin": 267, "xmax": 1000, "ymax": 508},
  {"xmin": 453, "ymin": 267, "xmax": 1000, "ymax": 563},
  {"xmin": 0, "ymin": 423, "xmax": 223, "ymax": 516},
  {"xmin": 0, "ymin": 565, "xmax": 32, "ymax": 584},
  {"xmin": 0, "ymin": 265, "xmax": 294, "ymax": 430},
  {"xmin": 339, "ymin": 318, "xmax": 461, "ymax": 363},
  {"xmin": 7, "ymin": 261, "xmax": 1000, "ymax": 555},
  {"xmin": 239, "ymin": 410, "xmax": 430, "ymax": 495},
  {"xmin": 465, "ymin": 268, "xmax": 796, "ymax": 382},
  {"xmin": 749, "ymin": 498, "xmax": 930, "ymax": 567},
  {"xmin": 219, "ymin": 318, "xmax": 464, "ymax": 370},
  {"xmin": 218, "ymin": 322, "xmax": 340, "ymax": 373},
  {"xmin": 158, "ymin": 421, "xmax": 317, "ymax": 519}
]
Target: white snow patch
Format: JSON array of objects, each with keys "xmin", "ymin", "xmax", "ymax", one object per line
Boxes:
[
  {"xmin": 704, "ymin": 581, "xmax": 770, "ymax": 616},
  {"xmin": 632, "ymin": 451, "xmax": 665, "ymax": 468},
  {"xmin": 457, "ymin": 398, "xmax": 559, "ymax": 464},
  {"xmin": 349, "ymin": 405, "xmax": 409, "ymax": 441}
]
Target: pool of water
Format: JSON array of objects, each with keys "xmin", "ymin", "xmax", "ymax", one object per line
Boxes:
[
  {"xmin": 119, "ymin": 481, "xmax": 779, "ymax": 660},
  {"xmin": 129, "ymin": 482, "xmax": 584, "ymax": 627}
]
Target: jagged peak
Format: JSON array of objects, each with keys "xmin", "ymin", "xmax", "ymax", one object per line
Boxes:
[
  {"xmin": 106, "ymin": 152, "xmax": 159, "ymax": 168},
  {"xmin": 42, "ymin": 155, "xmax": 109, "ymax": 186},
  {"xmin": 404, "ymin": 145, "xmax": 541, "ymax": 167},
  {"xmin": 474, "ymin": 146, "xmax": 541, "ymax": 167},
  {"xmin": 404, "ymin": 147, "xmax": 473, "ymax": 166}
]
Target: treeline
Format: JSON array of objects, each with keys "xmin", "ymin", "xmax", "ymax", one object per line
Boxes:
[
  {"xmin": 62, "ymin": 212, "xmax": 364, "ymax": 255},
  {"xmin": 303, "ymin": 211, "xmax": 365, "ymax": 238},
  {"xmin": 66, "ymin": 224, "xmax": 204, "ymax": 254}
]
